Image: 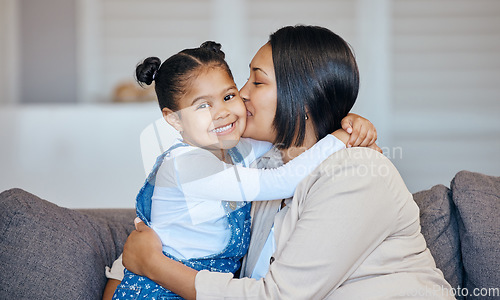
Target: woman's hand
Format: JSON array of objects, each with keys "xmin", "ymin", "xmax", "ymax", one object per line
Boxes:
[
  {"xmin": 341, "ymin": 113, "xmax": 377, "ymax": 148},
  {"xmin": 122, "ymin": 218, "xmax": 164, "ymax": 277},
  {"xmin": 122, "ymin": 218, "xmax": 198, "ymax": 300}
]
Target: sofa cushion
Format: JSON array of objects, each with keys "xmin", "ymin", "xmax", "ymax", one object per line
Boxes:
[
  {"xmin": 451, "ymin": 170, "xmax": 500, "ymax": 294},
  {"xmin": 0, "ymin": 188, "xmax": 135, "ymax": 300},
  {"xmin": 413, "ymin": 184, "xmax": 464, "ymax": 291}
]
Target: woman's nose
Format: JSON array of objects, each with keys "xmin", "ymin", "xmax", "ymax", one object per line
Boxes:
[{"xmin": 239, "ymin": 82, "xmax": 250, "ymax": 102}]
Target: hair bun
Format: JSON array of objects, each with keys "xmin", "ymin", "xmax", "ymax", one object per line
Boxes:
[
  {"xmin": 200, "ymin": 41, "xmax": 225, "ymax": 59},
  {"xmin": 136, "ymin": 57, "xmax": 161, "ymax": 86}
]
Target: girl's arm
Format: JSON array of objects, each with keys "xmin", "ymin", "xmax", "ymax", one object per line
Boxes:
[
  {"xmin": 168, "ymin": 134, "xmax": 345, "ymax": 202},
  {"xmin": 248, "ymin": 113, "xmax": 379, "ymax": 159},
  {"xmin": 341, "ymin": 113, "xmax": 378, "ymax": 148}
]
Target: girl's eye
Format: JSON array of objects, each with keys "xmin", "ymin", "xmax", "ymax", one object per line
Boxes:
[
  {"xmin": 253, "ymin": 82, "xmax": 262, "ymax": 86},
  {"xmin": 196, "ymin": 103, "xmax": 211, "ymax": 110},
  {"xmin": 224, "ymin": 94, "xmax": 235, "ymax": 101}
]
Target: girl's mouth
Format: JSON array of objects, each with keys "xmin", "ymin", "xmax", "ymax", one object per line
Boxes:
[
  {"xmin": 211, "ymin": 122, "xmax": 235, "ymax": 135},
  {"xmin": 246, "ymin": 110, "xmax": 253, "ymax": 117}
]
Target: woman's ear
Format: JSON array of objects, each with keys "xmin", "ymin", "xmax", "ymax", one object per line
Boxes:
[
  {"xmin": 162, "ymin": 108, "xmax": 183, "ymax": 133},
  {"xmin": 304, "ymin": 107, "xmax": 310, "ymax": 121}
]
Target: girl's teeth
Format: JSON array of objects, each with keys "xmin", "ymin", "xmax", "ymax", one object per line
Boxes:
[{"xmin": 212, "ymin": 123, "xmax": 232, "ymax": 133}]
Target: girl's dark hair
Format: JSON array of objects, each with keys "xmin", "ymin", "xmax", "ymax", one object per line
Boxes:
[
  {"xmin": 269, "ymin": 25, "xmax": 359, "ymax": 149},
  {"xmin": 135, "ymin": 41, "xmax": 233, "ymax": 111}
]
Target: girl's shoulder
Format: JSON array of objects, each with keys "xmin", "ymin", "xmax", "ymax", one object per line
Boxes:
[
  {"xmin": 165, "ymin": 140, "xmax": 210, "ymax": 158},
  {"xmin": 238, "ymin": 138, "xmax": 273, "ymax": 150}
]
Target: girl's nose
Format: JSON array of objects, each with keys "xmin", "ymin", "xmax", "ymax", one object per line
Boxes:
[{"xmin": 213, "ymin": 104, "xmax": 230, "ymax": 120}]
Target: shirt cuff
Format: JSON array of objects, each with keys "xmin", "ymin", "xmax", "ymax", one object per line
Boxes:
[
  {"xmin": 325, "ymin": 133, "xmax": 347, "ymax": 149},
  {"xmin": 195, "ymin": 270, "xmax": 234, "ymax": 299}
]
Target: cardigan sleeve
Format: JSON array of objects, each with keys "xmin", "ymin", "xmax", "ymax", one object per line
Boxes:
[{"xmin": 195, "ymin": 149, "xmax": 404, "ymax": 299}]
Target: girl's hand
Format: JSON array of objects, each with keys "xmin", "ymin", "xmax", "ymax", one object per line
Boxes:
[
  {"xmin": 122, "ymin": 218, "xmax": 164, "ymax": 277},
  {"xmin": 341, "ymin": 113, "xmax": 377, "ymax": 148}
]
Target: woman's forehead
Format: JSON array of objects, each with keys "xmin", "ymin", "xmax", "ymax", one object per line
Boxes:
[{"xmin": 250, "ymin": 43, "xmax": 273, "ymax": 72}]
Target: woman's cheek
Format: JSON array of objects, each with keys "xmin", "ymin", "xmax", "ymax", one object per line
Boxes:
[
  {"xmin": 242, "ymin": 117, "xmax": 256, "ymax": 138},
  {"xmin": 244, "ymin": 116, "xmax": 275, "ymax": 142}
]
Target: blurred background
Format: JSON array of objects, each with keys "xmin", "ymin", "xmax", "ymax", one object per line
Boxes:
[{"xmin": 0, "ymin": 0, "xmax": 499, "ymax": 208}]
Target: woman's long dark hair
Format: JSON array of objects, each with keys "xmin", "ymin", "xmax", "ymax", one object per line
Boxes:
[{"xmin": 269, "ymin": 25, "xmax": 359, "ymax": 149}]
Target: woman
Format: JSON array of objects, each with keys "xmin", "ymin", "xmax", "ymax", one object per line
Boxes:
[{"xmin": 110, "ymin": 25, "xmax": 453, "ymax": 299}]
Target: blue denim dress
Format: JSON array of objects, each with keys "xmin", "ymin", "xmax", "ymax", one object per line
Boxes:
[{"xmin": 113, "ymin": 142, "xmax": 251, "ymax": 300}]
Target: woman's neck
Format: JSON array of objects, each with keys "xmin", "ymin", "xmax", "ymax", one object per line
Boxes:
[{"xmin": 280, "ymin": 130, "xmax": 317, "ymax": 163}]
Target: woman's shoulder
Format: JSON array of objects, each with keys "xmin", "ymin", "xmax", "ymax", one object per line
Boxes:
[
  {"xmin": 300, "ymin": 147, "xmax": 411, "ymax": 207},
  {"xmin": 317, "ymin": 147, "xmax": 393, "ymax": 176}
]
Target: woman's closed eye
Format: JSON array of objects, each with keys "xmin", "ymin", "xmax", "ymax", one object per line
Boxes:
[{"xmin": 246, "ymin": 77, "xmax": 262, "ymax": 86}]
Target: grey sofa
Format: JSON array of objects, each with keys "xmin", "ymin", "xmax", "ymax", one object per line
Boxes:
[{"xmin": 0, "ymin": 170, "xmax": 498, "ymax": 299}]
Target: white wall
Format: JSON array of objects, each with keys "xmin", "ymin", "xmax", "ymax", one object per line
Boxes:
[
  {"xmin": 1, "ymin": 0, "xmax": 499, "ymax": 208},
  {"xmin": 0, "ymin": 103, "xmax": 160, "ymax": 208},
  {"xmin": 390, "ymin": 0, "xmax": 500, "ymax": 191},
  {"xmin": 19, "ymin": 0, "xmax": 78, "ymax": 104}
]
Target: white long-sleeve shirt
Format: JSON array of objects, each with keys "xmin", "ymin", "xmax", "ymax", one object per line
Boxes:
[{"xmin": 150, "ymin": 135, "xmax": 345, "ymax": 260}]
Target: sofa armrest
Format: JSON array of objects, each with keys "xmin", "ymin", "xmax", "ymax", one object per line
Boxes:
[{"xmin": 0, "ymin": 188, "xmax": 135, "ymax": 300}]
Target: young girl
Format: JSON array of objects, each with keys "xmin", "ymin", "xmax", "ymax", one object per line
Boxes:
[{"xmin": 112, "ymin": 41, "xmax": 372, "ymax": 299}]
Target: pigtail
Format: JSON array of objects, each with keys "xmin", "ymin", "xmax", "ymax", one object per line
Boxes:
[
  {"xmin": 200, "ymin": 41, "xmax": 225, "ymax": 59},
  {"xmin": 136, "ymin": 57, "xmax": 161, "ymax": 86}
]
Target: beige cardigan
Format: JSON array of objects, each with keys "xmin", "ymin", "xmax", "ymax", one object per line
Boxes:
[{"xmin": 195, "ymin": 148, "xmax": 454, "ymax": 299}]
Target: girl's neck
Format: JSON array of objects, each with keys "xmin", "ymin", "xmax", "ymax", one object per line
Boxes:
[
  {"xmin": 180, "ymin": 137, "xmax": 232, "ymax": 164},
  {"xmin": 211, "ymin": 148, "xmax": 231, "ymax": 164}
]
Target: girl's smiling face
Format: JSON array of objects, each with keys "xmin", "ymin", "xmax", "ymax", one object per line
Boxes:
[
  {"xmin": 239, "ymin": 43, "xmax": 278, "ymax": 143},
  {"xmin": 164, "ymin": 67, "xmax": 247, "ymax": 151}
]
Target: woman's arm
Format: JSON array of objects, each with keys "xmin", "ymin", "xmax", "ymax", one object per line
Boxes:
[
  {"xmin": 123, "ymin": 149, "xmax": 401, "ymax": 299},
  {"xmin": 196, "ymin": 150, "xmax": 400, "ymax": 299}
]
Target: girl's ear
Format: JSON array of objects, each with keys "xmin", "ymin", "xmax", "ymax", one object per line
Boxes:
[{"xmin": 162, "ymin": 108, "xmax": 183, "ymax": 133}]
